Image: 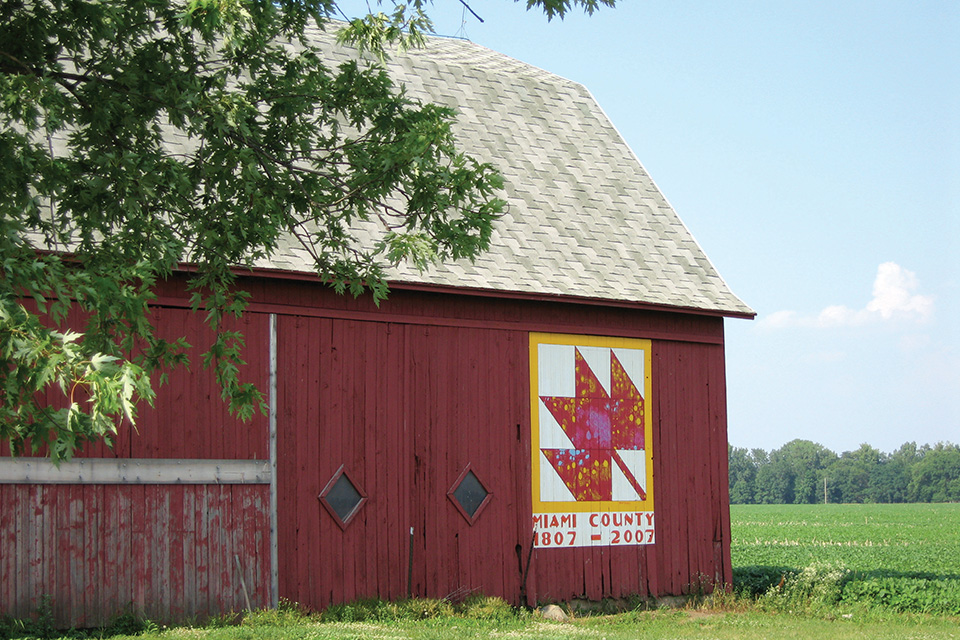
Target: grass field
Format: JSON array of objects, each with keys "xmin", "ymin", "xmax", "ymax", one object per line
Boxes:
[
  {"xmin": 731, "ymin": 503, "xmax": 960, "ymax": 574},
  {"xmin": 730, "ymin": 503, "xmax": 960, "ymax": 615}
]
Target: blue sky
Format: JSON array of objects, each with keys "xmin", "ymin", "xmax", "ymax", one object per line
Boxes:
[{"xmin": 341, "ymin": 1, "xmax": 959, "ymax": 454}]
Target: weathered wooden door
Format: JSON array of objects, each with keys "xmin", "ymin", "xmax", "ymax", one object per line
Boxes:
[
  {"xmin": 276, "ymin": 316, "xmax": 411, "ymax": 605},
  {"xmin": 403, "ymin": 325, "xmax": 529, "ymax": 602},
  {"xmin": 275, "ymin": 315, "xmax": 530, "ymax": 609}
]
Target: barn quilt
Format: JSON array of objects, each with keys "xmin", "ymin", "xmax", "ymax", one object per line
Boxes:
[{"xmin": 530, "ymin": 333, "xmax": 655, "ymax": 547}]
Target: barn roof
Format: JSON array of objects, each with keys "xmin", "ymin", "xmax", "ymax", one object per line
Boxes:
[{"xmin": 261, "ymin": 25, "xmax": 753, "ymax": 317}]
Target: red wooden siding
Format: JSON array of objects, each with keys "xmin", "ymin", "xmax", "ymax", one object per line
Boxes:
[
  {"xmin": 648, "ymin": 339, "xmax": 732, "ymax": 595},
  {"xmin": 1, "ymin": 304, "xmax": 269, "ymax": 461},
  {"xmin": 0, "ymin": 303, "xmax": 272, "ymax": 626},
  {"xmin": 276, "ymin": 318, "xmax": 530, "ymax": 608},
  {"xmin": 75, "ymin": 306, "xmax": 270, "ymax": 460},
  {"xmin": 228, "ymin": 274, "xmax": 726, "ymax": 347},
  {"xmin": 2, "ymin": 274, "xmax": 734, "ymax": 624},
  {"xmin": 0, "ymin": 483, "xmax": 270, "ymax": 627},
  {"xmin": 269, "ymin": 281, "xmax": 732, "ymax": 609}
]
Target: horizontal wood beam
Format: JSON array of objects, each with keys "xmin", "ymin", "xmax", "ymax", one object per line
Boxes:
[
  {"xmin": 150, "ymin": 295, "xmax": 727, "ymax": 345},
  {"xmin": 0, "ymin": 458, "xmax": 271, "ymax": 485}
]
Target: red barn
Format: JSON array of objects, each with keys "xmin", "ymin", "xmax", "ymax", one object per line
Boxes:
[{"xmin": 0, "ymin": 27, "xmax": 753, "ymax": 626}]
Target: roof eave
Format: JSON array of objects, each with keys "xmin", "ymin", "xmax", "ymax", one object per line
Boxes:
[
  {"xmin": 387, "ymin": 280, "xmax": 757, "ymax": 320},
  {"xmin": 217, "ymin": 264, "xmax": 756, "ymax": 320}
]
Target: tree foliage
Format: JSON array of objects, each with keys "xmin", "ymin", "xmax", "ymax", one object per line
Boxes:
[
  {"xmin": 1, "ymin": 0, "xmax": 612, "ymax": 460},
  {"xmin": 730, "ymin": 440, "xmax": 960, "ymax": 504}
]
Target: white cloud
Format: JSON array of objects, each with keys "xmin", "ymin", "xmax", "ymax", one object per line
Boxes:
[
  {"xmin": 759, "ymin": 262, "xmax": 934, "ymax": 329},
  {"xmin": 866, "ymin": 262, "xmax": 934, "ymax": 320},
  {"xmin": 814, "ymin": 304, "xmax": 870, "ymax": 327}
]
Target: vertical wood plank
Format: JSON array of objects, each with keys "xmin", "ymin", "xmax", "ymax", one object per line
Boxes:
[
  {"xmin": 168, "ymin": 486, "xmax": 185, "ymax": 620},
  {"xmin": 15, "ymin": 486, "xmax": 29, "ymax": 618},
  {"xmin": 82, "ymin": 485, "xmax": 100, "ymax": 627},
  {"xmin": 65, "ymin": 485, "xmax": 82, "ymax": 626},
  {"xmin": 392, "ymin": 322, "xmax": 412, "ymax": 602},
  {"xmin": 195, "ymin": 484, "xmax": 211, "ymax": 618},
  {"xmin": 308, "ymin": 317, "xmax": 327, "ymax": 605},
  {"xmin": 709, "ymin": 342, "xmax": 733, "ymax": 588},
  {"xmin": 0, "ymin": 487, "xmax": 11, "ymax": 614},
  {"xmin": 275, "ymin": 314, "xmax": 294, "ymax": 603},
  {"xmin": 360, "ymin": 322, "xmax": 380, "ymax": 601}
]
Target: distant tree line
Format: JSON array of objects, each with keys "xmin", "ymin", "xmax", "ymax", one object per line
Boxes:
[{"xmin": 729, "ymin": 440, "xmax": 960, "ymax": 504}]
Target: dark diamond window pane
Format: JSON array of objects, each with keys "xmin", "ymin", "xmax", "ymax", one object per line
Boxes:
[
  {"xmin": 452, "ymin": 470, "xmax": 488, "ymax": 518},
  {"xmin": 325, "ymin": 473, "xmax": 363, "ymax": 522}
]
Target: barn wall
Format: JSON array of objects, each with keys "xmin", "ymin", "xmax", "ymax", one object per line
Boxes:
[
  {"xmin": 0, "ymin": 306, "xmax": 270, "ymax": 460},
  {"xmin": 0, "ymin": 304, "xmax": 272, "ymax": 627},
  {"xmin": 1, "ymin": 274, "xmax": 734, "ymax": 623},
  {"xmin": 257, "ymin": 276, "xmax": 732, "ymax": 609},
  {"xmin": 0, "ymin": 483, "xmax": 270, "ymax": 627},
  {"xmin": 520, "ymin": 338, "xmax": 730, "ymax": 604},
  {"xmin": 648, "ymin": 339, "xmax": 732, "ymax": 596}
]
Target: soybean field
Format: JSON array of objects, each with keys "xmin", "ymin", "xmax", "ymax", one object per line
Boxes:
[{"xmin": 730, "ymin": 503, "xmax": 960, "ymax": 615}]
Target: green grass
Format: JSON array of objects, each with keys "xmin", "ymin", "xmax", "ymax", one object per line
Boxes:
[
  {"xmin": 8, "ymin": 606, "xmax": 959, "ymax": 640},
  {"xmin": 730, "ymin": 503, "xmax": 960, "ymax": 615},
  {"xmin": 13, "ymin": 607, "xmax": 959, "ymax": 640},
  {"xmin": 731, "ymin": 503, "xmax": 960, "ymax": 573},
  {"xmin": 156, "ymin": 611, "xmax": 960, "ymax": 640}
]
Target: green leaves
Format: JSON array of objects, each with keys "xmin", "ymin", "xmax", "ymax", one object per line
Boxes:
[
  {"xmin": 524, "ymin": 0, "xmax": 617, "ymax": 21},
  {"xmin": 2, "ymin": 0, "xmax": 605, "ymax": 459},
  {"xmin": 0, "ymin": 296, "xmax": 154, "ymax": 462},
  {"xmin": 337, "ymin": 7, "xmax": 432, "ymax": 63}
]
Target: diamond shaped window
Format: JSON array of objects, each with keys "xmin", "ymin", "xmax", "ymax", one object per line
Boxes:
[
  {"xmin": 319, "ymin": 466, "xmax": 366, "ymax": 529},
  {"xmin": 447, "ymin": 465, "xmax": 492, "ymax": 525}
]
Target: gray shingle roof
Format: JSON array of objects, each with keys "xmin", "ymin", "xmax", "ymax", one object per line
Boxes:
[{"xmin": 267, "ymin": 25, "xmax": 754, "ymax": 317}]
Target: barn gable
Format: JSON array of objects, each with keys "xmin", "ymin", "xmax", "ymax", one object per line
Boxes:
[{"xmin": 1, "ymin": 25, "xmax": 751, "ymax": 627}]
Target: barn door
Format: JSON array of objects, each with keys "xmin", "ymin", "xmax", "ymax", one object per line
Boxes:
[
  {"xmin": 403, "ymin": 325, "xmax": 529, "ymax": 602},
  {"xmin": 275, "ymin": 316, "xmax": 413, "ymax": 606},
  {"xmin": 276, "ymin": 316, "xmax": 529, "ymax": 609}
]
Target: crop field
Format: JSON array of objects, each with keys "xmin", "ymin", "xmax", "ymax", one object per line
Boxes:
[
  {"xmin": 731, "ymin": 503, "xmax": 960, "ymax": 572},
  {"xmin": 730, "ymin": 503, "xmax": 960, "ymax": 615}
]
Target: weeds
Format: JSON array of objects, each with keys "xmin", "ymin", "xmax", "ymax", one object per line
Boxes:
[
  {"xmin": 318, "ymin": 595, "xmax": 521, "ymax": 623},
  {"xmin": 320, "ymin": 598, "xmax": 406, "ymax": 622},
  {"xmin": 459, "ymin": 595, "xmax": 521, "ymax": 622},
  {"xmin": 730, "ymin": 562, "xmax": 960, "ymax": 617},
  {"xmin": 0, "ymin": 596, "xmax": 56, "ymax": 640},
  {"xmin": 756, "ymin": 563, "xmax": 849, "ymax": 613},
  {"xmin": 241, "ymin": 599, "xmax": 318, "ymax": 627}
]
